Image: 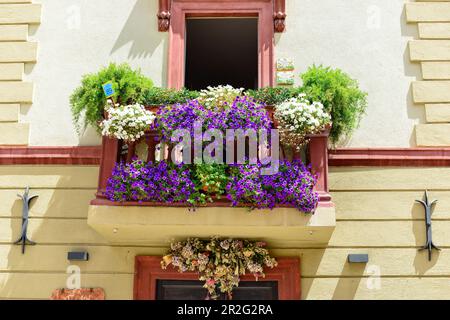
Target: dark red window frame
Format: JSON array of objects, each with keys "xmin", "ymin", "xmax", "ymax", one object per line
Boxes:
[
  {"xmin": 134, "ymin": 256, "xmax": 301, "ymax": 300},
  {"xmin": 167, "ymin": 0, "xmax": 277, "ymax": 89}
]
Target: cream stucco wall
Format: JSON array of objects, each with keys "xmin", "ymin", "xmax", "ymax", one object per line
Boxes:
[
  {"xmin": 24, "ymin": 0, "xmax": 420, "ymax": 147},
  {"xmin": 25, "ymin": 0, "xmax": 168, "ymax": 146},
  {"xmin": 276, "ymin": 0, "xmax": 421, "ymax": 147}
]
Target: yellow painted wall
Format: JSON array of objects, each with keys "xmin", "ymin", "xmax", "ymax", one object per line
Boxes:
[{"xmin": 0, "ymin": 165, "xmax": 449, "ymax": 299}]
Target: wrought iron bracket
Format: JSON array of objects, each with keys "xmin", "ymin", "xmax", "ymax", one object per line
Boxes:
[
  {"xmin": 416, "ymin": 190, "xmax": 440, "ymax": 261},
  {"xmin": 14, "ymin": 187, "xmax": 38, "ymax": 254}
]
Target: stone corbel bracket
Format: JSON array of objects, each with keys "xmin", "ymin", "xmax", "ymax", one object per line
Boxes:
[
  {"xmin": 273, "ymin": 0, "xmax": 286, "ymax": 33},
  {"xmin": 157, "ymin": 0, "xmax": 286, "ymax": 33},
  {"xmin": 158, "ymin": 0, "xmax": 171, "ymax": 32}
]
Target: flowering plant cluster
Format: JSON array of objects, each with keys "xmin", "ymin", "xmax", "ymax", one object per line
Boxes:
[
  {"xmin": 192, "ymin": 163, "xmax": 228, "ymax": 200},
  {"xmin": 106, "ymin": 158, "xmax": 319, "ymax": 212},
  {"xmin": 161, "ymin": 237, "xmax": 277, "ymax": 299},
  {"xmin": 154, "ymin": 96, "xmax": 271, "ymax": 142},
  {"xmin": 198, "ymin": 85, "xmax": 244, "ymax": 110},
  {"xmin": 105, "ymin": 159, "xmax": 196, "ymax": 203},
  {"xmin": 100, "ymin": 101, "xmax": 156, "ymax": 142},
  {"xmin": 154, "ymin": 99, "xmax": 227, "ymax": 142},
  {"xmin": 274, "ymin": 94, "xmax": 331, "ymax": 150},
  {"xmin": 226, "ymin": 160, "xmax": 319, "ymax": 213},
  {"xmin": 101, "ymin": 85, "xmax": 324, "ymax": 212},
  {"xmin": 226, "ymin": 96, "xmax": 272, "ymax": 131}
]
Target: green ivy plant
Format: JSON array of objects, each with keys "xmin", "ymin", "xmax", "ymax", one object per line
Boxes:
[
  {"xmin": 70, "ymin": 62, "xmax": 153, "ymax": 133},
  {"xmin": 300, "ymin": 65, "xmax": 368, "ymax": 144},
  {"xmin": 246, "ymin": 86, "xmax": 302, "ymax": 106},
  {"xmin": 143, "ymin": 87, "xmax": 199, "ymax": 106}
]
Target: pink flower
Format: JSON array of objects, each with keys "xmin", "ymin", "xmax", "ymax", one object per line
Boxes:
[
  {"xmin": 256, "ymin": 241, "xmax": 267, "ymax": 247},
  {"xmin": 206, "ymin": 279, "xmax": 216, "ymax": 286}
]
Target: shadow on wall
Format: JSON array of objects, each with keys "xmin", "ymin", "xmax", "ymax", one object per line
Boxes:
[
  {"xmin": 0, "ymin": 167, "xmax": 170, "ymax": 299},
  {"xmin": 76, "ymin": 0, "xmax": 169, "ymax": 145},
  {"xmin": 110, "ymin": 0, "xmax": 165, "ymax": 60},
  {"xmin": 331, "ymin": 263, "xmax": 366, "ymax": 300},
  {"xmin": 400, "ymin": 5, "xmax": 425, "ymax": 147},
  {"xmin": 300, "ymin": 253, "xmax": 366, "ymax": 300}
]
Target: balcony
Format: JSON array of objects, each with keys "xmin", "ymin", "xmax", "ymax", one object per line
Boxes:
[{"xmin": 87, "ymin": 106, "xmax": 336, "ymax": 247}]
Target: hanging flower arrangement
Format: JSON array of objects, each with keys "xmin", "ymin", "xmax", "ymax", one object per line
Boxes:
[
  {"xmin": 274, "ymin": 94, "xmax": 331, "ymax": 150},
  {"xmin": 100, "ymin": 101, "xmax": 156, "ymax": 142},
  {"xmin": 161, "ymin": 237, "xmax": 278, "ymax": 300}
]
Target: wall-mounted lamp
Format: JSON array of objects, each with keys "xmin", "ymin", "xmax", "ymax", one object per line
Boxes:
[
  {"xmin": 348, "ymin": 254, "xmax": 369, "ymax": 263},
  {"xmin": 67, "ymin": 251, "xmax": 89, "ymax": 261}
]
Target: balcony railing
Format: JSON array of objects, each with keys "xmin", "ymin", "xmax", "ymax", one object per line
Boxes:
[{"xmin": 91, "ymin": 106, "xmax": 332, "ymax": 208}]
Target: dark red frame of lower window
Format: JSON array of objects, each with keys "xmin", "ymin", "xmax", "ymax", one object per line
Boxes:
[{"xmin": 133, "ymin": 256, "xmax": 301, "ymax": 300}]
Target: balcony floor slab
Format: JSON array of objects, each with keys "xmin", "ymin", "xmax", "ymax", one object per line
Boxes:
[{"xmin": 87, "ymin": 204, "xmax": 336, "ymax": 247}]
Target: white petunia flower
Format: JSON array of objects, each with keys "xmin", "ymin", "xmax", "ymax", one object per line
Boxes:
[
  {"xmin": 100, "ymin": 103, "xmax": 156, "ymax": 142},
  {"xmin": 274, "ymin": 95, "xmax": 331, "ymax": 150}
]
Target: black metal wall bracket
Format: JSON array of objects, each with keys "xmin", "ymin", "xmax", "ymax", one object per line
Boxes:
[
  {"xmin": 416, "ymin": 190, "xmax": 440, "ymax": 261},
  {"xmin": 14, "ymin": 187, "xmax": 38, "ymax": 254}
]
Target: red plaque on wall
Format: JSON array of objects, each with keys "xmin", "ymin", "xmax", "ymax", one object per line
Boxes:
[{"xmin": 51, "ymin": 288, "xmax": 105, "ymax": 300}]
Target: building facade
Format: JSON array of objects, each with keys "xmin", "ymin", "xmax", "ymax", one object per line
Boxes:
[{"xmin": 1, "ymin": 0, "xmax": 450, "ymax": 299}]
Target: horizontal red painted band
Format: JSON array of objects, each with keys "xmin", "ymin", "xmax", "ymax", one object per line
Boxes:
[
  {"xmin": 329, "ymin": 148, "xmax": 450, "ymax": 167},
  {"xmin": 0, "ymin": 146, "xmax": 101, "ymax": 165},
  {"xmin": 1, "ymin": 147, "xmax": 450, "ymax": 167}
]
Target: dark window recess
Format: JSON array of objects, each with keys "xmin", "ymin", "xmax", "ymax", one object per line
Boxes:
[
  {"xmin": 185, "ymin": 18, "xmax": 258, "ymax": 91},
  {"xmin": 156, "ymin": 280, "xmax": 278, "ymax": 300}
]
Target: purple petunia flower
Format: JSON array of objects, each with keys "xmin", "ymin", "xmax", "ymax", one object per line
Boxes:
[
  {"xmin": 226, "ymin": 160, "xmax": 319, "ymax": 213},
  {"xmin": 105, "ymin": 158, "xmax": 196, "ymax": 203}
]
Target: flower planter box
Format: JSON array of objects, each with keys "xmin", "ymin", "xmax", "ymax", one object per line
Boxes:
[{"xmin": 87, "ymin": 203, "xmax": 335, "ymax": 247}]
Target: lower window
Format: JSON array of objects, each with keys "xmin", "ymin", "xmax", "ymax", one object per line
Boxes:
[
  {"xmin": 134, "ymin": 256, "xmax": 300, "ymax": 300},
  {"xmin": 157, "ymin": 280, "xmax": 278, "ymax": 300}
]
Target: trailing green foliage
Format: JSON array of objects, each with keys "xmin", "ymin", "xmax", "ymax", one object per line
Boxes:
[
  {"xmin": 300, "ymin": 65, "xmax": 367, "ymax": 144},
  {"xmin": 246, "ymin": 86, "xmax": 302, "ymax": 105},
  {"xmin": 189, "ymin": 163, "xmax": 229, "ymax": 206},
  {"xmin": 70, "ymin": 63, "xmax": 153, "ymax": 133},
  {"xmin": 143, "ymin": 87, "xmax": 199, "ymax": 106}
]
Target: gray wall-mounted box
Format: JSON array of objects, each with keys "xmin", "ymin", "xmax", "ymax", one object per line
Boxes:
[
  {"xmin": 67, "ymin": 251, "xmax": 89, "ymax": 261},
  {"xmin": 348, "ymin": 254, "xmax": 369, "ymax": 263}
]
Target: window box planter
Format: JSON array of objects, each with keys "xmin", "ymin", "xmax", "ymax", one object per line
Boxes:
[
  {"xmin": 88, "ymin": 105, "xmax": 335, "ymax": 245},
  {"xmin": 87, "ymin": 203, "xmax": 335, "ymax": 247}
]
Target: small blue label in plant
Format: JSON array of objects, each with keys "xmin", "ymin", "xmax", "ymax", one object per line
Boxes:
[{"xmin": 102, "ymin": 82, "xmax": 115, "ymax": 98}]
